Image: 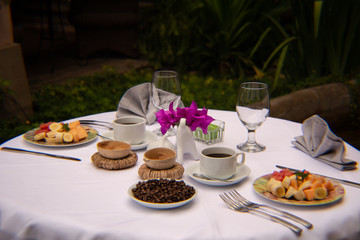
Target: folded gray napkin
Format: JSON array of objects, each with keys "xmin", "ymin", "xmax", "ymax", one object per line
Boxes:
[
  {"xmin": 292, "ymin": 115, "xmax": 357, "ymax": 171},
  {"xmin": 116, "ymin": 83, "xmax": 184, "ymax": 124}
]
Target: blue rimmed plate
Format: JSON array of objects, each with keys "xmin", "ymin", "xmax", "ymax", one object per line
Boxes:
[
  {"xmin": 128, "ymin": 179, "xmax": 196, "ymax": 209},
  {"xmin": 253, "ymin": 173, "xmax": 345, "ymax": 206},
  {"xmin": 23, "ymin": 126, "xmax": 98, "ymax": 147}
]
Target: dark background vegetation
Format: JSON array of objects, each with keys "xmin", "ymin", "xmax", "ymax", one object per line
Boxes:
[{"xmin": 1, "ymin": 0, "xmax": 360, "ymax": 147}]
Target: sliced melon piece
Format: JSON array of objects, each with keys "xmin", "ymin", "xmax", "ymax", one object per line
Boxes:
[
  {"xmin": 76, "ymin": 125, "xmax": 88, "ymax": 140},
  {"xmin": 304, "ymin": 188, "xmax": 315, "ymax": 201},
  {"xmin": 323, "ymin": 180, "xmax": 334, "ymax": 191},
  {"xmin": 290, "ymin": 178, "xmax": 299, "ymax": 190},
  {"xmin": 68, "ymin": 120, "xmax": 81, "ymax": 129}
]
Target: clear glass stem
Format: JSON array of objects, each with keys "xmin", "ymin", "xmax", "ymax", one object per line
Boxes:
[
  {"xmin": 247, "ymin": 129, "xmax": 256, "ymax": 144},
  {"xmin": 153, "ymin": 126, "xmax": 176, "ymax": 137},
  {"xmin": 237, "ymin": 128, "xmax": 265, "ymax": 153}
]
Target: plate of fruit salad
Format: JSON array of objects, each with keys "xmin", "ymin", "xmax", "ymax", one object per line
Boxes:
[
  {"xmin": 253, "ymin": 168, "xmax": 345, "ymax": 206},
  {"xmin": 23, "ymin": 120, "xmax": 98, "ymax": 147}
]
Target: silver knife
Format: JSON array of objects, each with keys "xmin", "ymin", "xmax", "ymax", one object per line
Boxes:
[
  {"xmin": 276, "ymin": 165, "xmax": 360, "ymax": 188},
  {"xmin": 1, "ymin": 147, "xmax": 81, "ymax": 162}
]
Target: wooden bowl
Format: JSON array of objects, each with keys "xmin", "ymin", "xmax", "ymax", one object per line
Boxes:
[
  {"xmin": 97, "ymin": 141, "xmax": 131, "ymax": 159},
  {"xmin": 143, "ymin": 147, "xmax": 176, "ymax": 170}
]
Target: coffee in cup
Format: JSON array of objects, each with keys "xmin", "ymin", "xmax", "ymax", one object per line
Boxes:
[
  {"xmin": 200, "ymin": 147, "xmax": 245, "ymax": 180},
  {"xmin": 113, "ymin": 116, "xmax": 146, "ymax": 145}
]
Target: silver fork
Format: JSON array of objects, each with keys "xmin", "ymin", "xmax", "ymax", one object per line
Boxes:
[
  {"xmin": 79, "ymin": 120, "xmax": 113, "ymax": 130},
  {"xmin": 220, "ymin": 193, "xmax": 302, "ymax": 235},
  {"xmin": 230, "ymin": 190, "xmax": 312, "ymax": 229}
]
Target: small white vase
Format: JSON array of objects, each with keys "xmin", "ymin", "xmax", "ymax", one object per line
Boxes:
[
  {"xmin": 147, "ymin": 132, "xmax": 175, "ymax": 151},
  {"xmin": 176, "ymin": 118, "xmax": 199, "ymax": 164}
]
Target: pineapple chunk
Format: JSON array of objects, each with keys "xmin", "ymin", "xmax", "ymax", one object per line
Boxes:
[
  {"xmin": 290, "ymin": 178, "xmax": 298, "ymax": 190},
  {"xmin": 285, "ymin": 186, "xmax": 297, "ymax": 199},
  {"xmin": 299, "ymin": 180, "xmax": 312, "ymax": 191},
  {"xmin": 282, "ymin": 176, "xmax": 291, "ymax": 190},
  {"xmin": 293, "ymin": 190, "xmax": 306, "ymax": 201}
]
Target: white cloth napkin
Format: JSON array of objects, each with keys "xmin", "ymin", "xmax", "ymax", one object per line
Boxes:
[
  {"xmin": 116, "ymin": 83, "xmax": 184, "ymax": 124},
  {"xmin": 292, "ymin": 115, "xmax": 357, "ymax": 171}
]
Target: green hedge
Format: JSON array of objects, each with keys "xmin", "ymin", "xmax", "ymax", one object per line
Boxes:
[{"xmin": 3, "ymin": 66, "xmax": 357, "ymax": 144}]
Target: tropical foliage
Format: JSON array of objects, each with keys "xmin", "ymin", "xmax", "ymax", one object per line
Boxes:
[
  {"xmin": 139, "ymin": 0, "xmax": 360, "ymax": 86},
  {"xmin": 283, "ymin": 0, "xmax": 360, "ymax": 82},
  {"xmin": 1, "ymin": 0, "xmax": 360, "ymax": 144},
  {"xmin": 139, "ymin": 0, "xmax": 294, "ymax": 80}
]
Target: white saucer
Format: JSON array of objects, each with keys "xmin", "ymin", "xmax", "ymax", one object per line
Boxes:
[
  {"xmin": 102, "ymin": 131, "xmax": 158, "ymax": 150},
  {"xmin": 186, "ymin": 162, "xmax": 251, "ymax": 186}
]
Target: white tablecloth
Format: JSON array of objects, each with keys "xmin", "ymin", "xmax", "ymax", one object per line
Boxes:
[{"xmin": 0, "ymin": 110, "xmax": 359, "ymax": 240}]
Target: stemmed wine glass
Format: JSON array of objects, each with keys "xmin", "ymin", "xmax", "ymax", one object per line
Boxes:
[
  {"xmin": 150, "ymin": 70, "xmax": 182, "ymax": 136},
  {"xmin": 236, "ymin": 82, "xmax": 269, "ymax": 152}
]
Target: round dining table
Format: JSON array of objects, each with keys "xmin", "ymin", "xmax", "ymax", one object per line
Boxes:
[{"xmin": 0, "ymin": 109, "xmax": 359, "ymax": 240}]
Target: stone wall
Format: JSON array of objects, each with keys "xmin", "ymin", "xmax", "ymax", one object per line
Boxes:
[{"xmin": 270, "ymin": 83, "xmax": 351, "ymax": 127}]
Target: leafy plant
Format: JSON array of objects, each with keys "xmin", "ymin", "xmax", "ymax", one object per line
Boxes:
[
  {"xmin": 283, "ymin": 0, "xmax": 360, "ymax": 82},
  {"xmin": 138, "ymin": 0, "xmax": 294, "ymax": 80},
  {"xmin": 191, "ymin": 0, "xmax": 260, "ymax": 75},
  {"xmin": 191, "ymin": 0, "xmax": 291, "ymax": 79},
  {"xmin": 138, "ymin": 0, "xmax": 202, "ymax": 71}
]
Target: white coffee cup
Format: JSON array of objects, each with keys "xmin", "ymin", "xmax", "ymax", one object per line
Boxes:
[
  {"xmin": 113, "ymin": 116, "xmax": 146, "ymax": 145},
  {"xmin": 200, "ymin": 147, "xmax": 245, "ymax": 180}
]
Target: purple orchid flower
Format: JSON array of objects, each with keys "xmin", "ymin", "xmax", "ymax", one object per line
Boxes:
[
  {"xmin": 185, "ymin": 105, "xmax": 215, "ymax": 134},
  {"xmin": 155, "ymin": 109, "xmax": 172, "ymax": 135},
  {"xmin": 155, "ymin": 101, "xmax": 214, "ymax": 135}
]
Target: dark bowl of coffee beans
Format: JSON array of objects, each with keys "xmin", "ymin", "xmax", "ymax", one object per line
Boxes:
[{"xmin": 128, "ymin": 178, "xmax": 196, "ymax": 209}]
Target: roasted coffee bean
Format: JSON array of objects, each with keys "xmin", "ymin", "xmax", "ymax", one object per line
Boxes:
[{"xmin": 132, "ymin": 179, "xmax": 195, "ymax": 203}]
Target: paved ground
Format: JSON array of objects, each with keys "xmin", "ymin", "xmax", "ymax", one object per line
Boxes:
[
  {"xmin": 22, "ymin": 29, "xmax": 148, "ymax": 89},
  {"xmin": 13, "ymin": 1, "xmax": 147, "ymax": 89}
]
